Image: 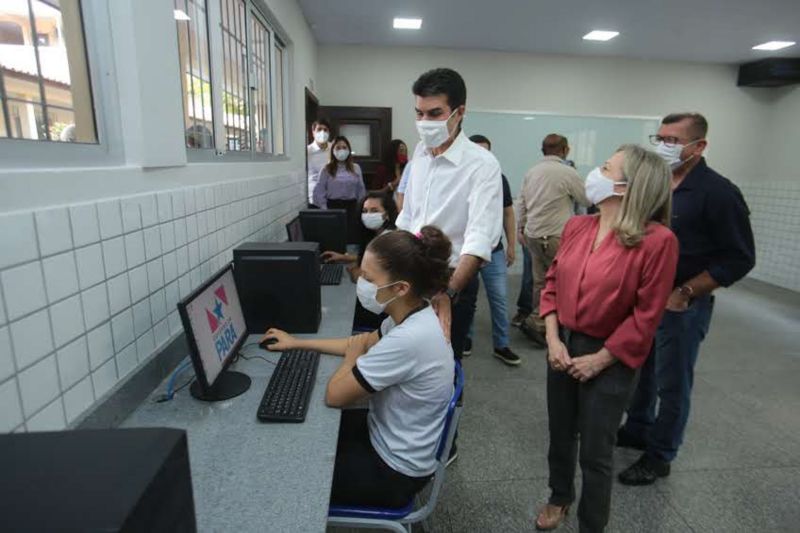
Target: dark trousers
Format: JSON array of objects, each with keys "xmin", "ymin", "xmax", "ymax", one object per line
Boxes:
[
  {"xmin": 622, "ymin": 295, "xmax": 715, "ymax": 462},
  {"xmin": 330, "ymin": 410, "xmax": 430, "ymax": 508},
  {"xmin": 516, "ymin": 245, "xmax": 534, "ymax": 315},
  {"xmin": 547, "ymin": 329, "xmax": 637, "ymax": 533},
  {"xmin": 450, "ymin": 274, "xmax": 480, "ymax": 359}
]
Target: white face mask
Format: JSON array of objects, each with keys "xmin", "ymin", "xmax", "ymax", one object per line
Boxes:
[
  {"xmin": 361, "ymin": 212, "xmax": 385, "ymax": 231},
  {"xmin": 654, "ymin": 140, "xmax": 699, "ymax": 170},
  {"xmin": 356, "ymin": 277, "xmax": 401, "ymax": 314},
  {"xmin": 585, "ymin": 167, "xmax": 626, "ymax": 206},
  {"xmin": 314, "ymin": 130, "xmax": 329, "ymax": 144},
  {"xmin": 334, "ymin": 148, "xmax": 350, "ymax": 162},
  {"xmin": 416, "ymin": 109, "xmax": 458, "ymax": 149}
]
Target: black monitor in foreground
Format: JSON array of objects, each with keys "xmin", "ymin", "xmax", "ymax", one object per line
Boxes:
[
  {"xmin": 177, "ymin": 264, "xmax": 251, "ymax": 401},
  {"xmin": 299, "ymin": 209, "xmax": 347, "ymax": 253}
]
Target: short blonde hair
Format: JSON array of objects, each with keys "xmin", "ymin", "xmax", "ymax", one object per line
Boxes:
[{"xmin": 613, "ymin": 144, "xmax": 672, "ymax": 248}]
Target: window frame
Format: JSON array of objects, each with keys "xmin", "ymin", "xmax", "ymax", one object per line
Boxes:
[{"xmin": 0, "ymin": 0, "xmax": 124, "ymax": 169}]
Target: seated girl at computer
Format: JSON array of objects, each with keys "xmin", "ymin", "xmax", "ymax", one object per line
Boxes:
[{"xmin": 262, "ymin": 226, "xmax": 455, "ymax": 508}]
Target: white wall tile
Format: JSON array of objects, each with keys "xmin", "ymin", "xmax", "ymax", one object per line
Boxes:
[
  {"xmin": 35, "ymin": 207, "xmax": 73, "ymax": 256},
  {"xmin": 81, "ymin": 283, "xmax": 109, "ymax": 330},
  {"xmin": 124, "ymin": 231, "xmax": 146, "ymax": 268},
  {"xmin": 102, "ymin": 237, "xmax": 127, "ymax": 278},
  {"xmin": 1, "ymin": 261, "xmax": 47, "ymax": 321},
  {"xmin": 87, "ymin": 322, "xmax": 113, "ymax": 370},
  {"xmin": 116, "ymin": 342, "xmax": 138, "ymax": 379},
  {"xmin": 92, "ymin": 357, "xmax": 118, "ymax": 399},
  {"xmin": 143, "ymin": 226, "xmax": 162, "ymax": 260},
  {"xmin": 75, "ymin": 244, "xmax": 105, "ymax": 290},
  {"xmin": 184, "ymin": 188, "xmax": 196, "ymax": 214},
  {"xmin": 120, "ymin": 198, "xmax": 143, "ymax": 233},
  {"xmin": 175, "ymin": 246, "xmax": 189, "ymax": 277},
  {"xmin": 0, "ymin": 378, "xmax": 23, "ymax": 432},
  {"xmin": 178, "ymin": 274, "xmax": 191, "ymax": 299},
  {"xmin": 195, "ymin": 187, "xmax": 207, "ymax": 211},
  {"xmin": 160, "ymin": 222, "xmax": 176, "ymax": 252},
  {"xmin": 165, "ymin": 281, "xmax": 180, "ymax": 312},
  {"xmin": 0, "ymin": 283, "xmax": 5, "ymax": 325},
  {"xmin": 56, "ymin": 336, "xmax": 89, "ymax": 391},
  {"xmin": 128, "ymin": 264, "xmax": 149, "ymax": 303},
  {"xmin": 153, "ymin": 318, "xmax": 170, "ymax": 348},
  {"xmin": 168, "ymin": 310, "xmax": 182, "ymax": 335},
  {"xmin": 157, "ymin": 192, "xmax": 173, "ymax": 223},
  {"xmin": 147, "ymin": 258, "xmax": 164, "ymax": 293},
  {"xmin": 163, "ymin": 251, "xmax": 178, "ymax": 284},
  {"xmin": 26, "ymin": 397, "xmax": 67, "ymax": 431},
  {"xmin": 18, "ymin": 354, "xmax": 60, "ymax": 417},
  {"xmin": 107, "ymin": 273, "xmax": 131, "ymax": 315},
  {"xmin": 0, "ymin": 326, "xmax": 14, "ymax": 382},
  {"xmin": 69, "ymin": 203, "xmax": 100, "ymax": 247},
  {"xmin": 42, "ymin": 251, "xmax": 79, "ymax": 304},
  {"xmin": 174, "ymin": 218, "xmax": 188, "ymax": 247},
  {"xmin": 63, "ymin": 375, "xmax": 94, "ymax": 425},
  {"xmin": 137, "ymin": 194, "xmax": 158, "ymax": 228},
  {"xmin": 188, "ymin": 240, "xmax": 199, "ymax": 268},
  {"xmin": 9, "ymin": 309, "xmax": 53, "ymax": 370},
  {"xmin": 186, "ymin": 214, "xmax": 198, "ymax": 242},
  {"xmin": 172, "ymin": 191, "xmax": 186, "ymax": 218},
  {"xmin": 0, "ymin": 212, "xmax": 39, "ymax": 269},
  {"xmin": 97, "ymin": 199, "xmax": 123, "ymax": 240},
  {"xmin": 111, "ymin": 309, "xmax": 134, "ymax": 353},
  {"xmin": 135, "ymin": 329, "xmax": 155, "ymax": 362},
  {"xmin": 49, "ymin": 294, "xmax": 85, "ymax": 348},
  {"xmin": 150, "ymin": 289, "xmax": 167, "ymax": 323},
  {"xmin": 132, "ymin": 299, "xmax": 152, "ymax": 338}
]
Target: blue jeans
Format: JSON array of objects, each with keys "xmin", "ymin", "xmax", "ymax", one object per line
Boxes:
[
  {"xmin": 468, "ymin": 247, "xmax": 511, "ymax": 349},
  {"xmin": 622, "ymin": 294, "xmax": 715, "ymax": 462},
  {"xmin": 516, "ymin": 245, "xmax": 534, "ymax": 315}
]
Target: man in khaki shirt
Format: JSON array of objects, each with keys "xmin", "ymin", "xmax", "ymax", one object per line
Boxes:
[{"xmin": 517, "ymin": 134, "xmax": 589, "ymax": 346}]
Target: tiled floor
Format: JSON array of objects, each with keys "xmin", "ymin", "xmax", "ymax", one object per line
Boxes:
[{"xmin": 329, "ymin": 277, "xmax": 800, "ymax": 532}]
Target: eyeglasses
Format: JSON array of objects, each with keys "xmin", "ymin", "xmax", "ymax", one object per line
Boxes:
[{"xmin": 649, "ymin": 135, "xmax": 683, "ymax": 147}]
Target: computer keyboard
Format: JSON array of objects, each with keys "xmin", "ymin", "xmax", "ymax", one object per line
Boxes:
[
  {"xmin": 320, "ymin": 263, "xmax": 343, "ymax": 285},
  {"xmin": 257, "ymin": 349, "xmax": 320, "ymax": 422}
]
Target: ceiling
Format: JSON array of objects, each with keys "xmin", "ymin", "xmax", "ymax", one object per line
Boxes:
[{"xmin": 299, "ymin": 0, "xmax": 800, "ymax": 64}]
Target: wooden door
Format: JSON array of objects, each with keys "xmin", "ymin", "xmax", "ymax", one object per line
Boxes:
[{"xmin": 318, "ymin": 106, "xmax": 392, "ymax": 191}]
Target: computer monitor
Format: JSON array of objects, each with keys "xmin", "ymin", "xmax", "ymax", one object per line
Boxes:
[
  {"xmin": 299, "ymin": 209, "xmax": 347, "ymax": 253},
  {"xmin": 177, "ymin": 263, "xmax": 251, "ymax": 401},
  {"xmin": 286, "ymin": 215, "xmax": 303, "ymax": 242}
]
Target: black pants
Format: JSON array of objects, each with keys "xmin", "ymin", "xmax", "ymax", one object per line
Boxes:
[
  {"xmin": 330, "ymin": 410, "xmax": 430, "ymax": 508},
  {"xmin": 546, "ymin": 329, "xmax": 637, "ymax": 533},
  {"xmin": 450, "ymin": 274, "xmax": 480, "ymax": 359}
]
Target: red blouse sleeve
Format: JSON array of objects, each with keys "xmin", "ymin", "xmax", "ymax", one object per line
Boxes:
[
  {"xmin": 539, "ymin": 216, "xmax": 583, "ymax": 318},
  {"xmin": 604, "ymin": 227, "xmax": 679, "ymax": 368}
]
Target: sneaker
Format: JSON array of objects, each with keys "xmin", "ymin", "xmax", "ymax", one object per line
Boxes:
[
  {"xmin": 462, "ymin": 338, "xmax": 473, "ymax": 357},
  {"xmin": 494, "ymin": 347, "xmax": 521, "ymax": 366},
  {"xmin": 618, "ymin": 454, "xmax": 671, "ymax": 486},
  {"xmin": 616, "ymin": 427, "xmax": 647, "ymax": 451},
  {"xmin": 511, "ymin": 311, "xmax": 529, "ymax": 328},
  {"xmin": 520, "ymin": 322, "xmax": 547, "ymax": 349},
  {"xmin": 446, "ymin": 443, "xmax": 459, "ymax": 467}
]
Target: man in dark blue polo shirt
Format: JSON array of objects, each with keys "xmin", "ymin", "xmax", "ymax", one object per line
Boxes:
[{"xmin": 617, "ymin": 112, "xmax": 756, "ymax": 486}]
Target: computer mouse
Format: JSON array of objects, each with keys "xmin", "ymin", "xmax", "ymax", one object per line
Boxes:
[{"xmin": 260, "ymin": 338, "xmax": 279, "ymax": 350}]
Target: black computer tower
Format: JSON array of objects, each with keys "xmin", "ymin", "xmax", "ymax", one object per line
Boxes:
[
  {"xmin": 233, "ymin": 242, "xmax": 321, "ymax": 333},
  {"xmin": 0, "ymin": 428, "xmax": 196, "ymax": 532}
]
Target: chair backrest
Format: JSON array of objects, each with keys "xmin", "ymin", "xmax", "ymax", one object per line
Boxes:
[{"xmin": 436, "ymin": 361, "xmax": 464, "ymax": 461}]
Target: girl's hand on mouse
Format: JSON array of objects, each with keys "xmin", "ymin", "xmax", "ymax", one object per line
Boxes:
[{"xmin": 262, "ymin": 329, "xmax": 295, "ymax": 351}]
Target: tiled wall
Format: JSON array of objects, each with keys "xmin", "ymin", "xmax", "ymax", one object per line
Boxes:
[
  {"xmin": 0, "ymin": 172, "xmax": 306, "ymax": 432},
  {"xmin": 738, "ymin": 180, "xmax": 800, "ymax": 293}
]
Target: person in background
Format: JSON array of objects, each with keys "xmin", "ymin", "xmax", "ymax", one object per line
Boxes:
[
  {"xmin": 463, "ymin": 134, "xmax": 521, "ymax": 366},
  {"xmin": 373, "ymin": 139, "xmax": 409, "ymax": 192},
  {"xmin": 535, "ymin": 145, "xmax": 678, "ymax": 532},
  {"xmin": 395, "ymin": 160, "xmax": 413, "ymax": 212},
  {"xmin": 262, "ymin": 227, "xmax": 455, "ymax": 509},
  {"xmin": 518, "ymin": 134, "xmax": 589, "ymax": 348},
  {"xmin": 512, "ymin": 240, "xmax": 534, "ymax": 327},
  {"xmin": 314, "ymin": 135, "xmax": 367, "ymax": 243},
  {"xmin": 617, "ymin": 113, "xmax": 756, "ymax": 486},
  {"xmin": 307, "ymin": 119, "xmax": 332, "ymax": 207}
]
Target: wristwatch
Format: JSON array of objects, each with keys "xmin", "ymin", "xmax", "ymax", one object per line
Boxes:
[
  {"xmin": 678, "ymin": 284, "xmax": 694, "ymax": 298},
  {"xmin": 445, "ymin": 287, "xmax": 459, "ymax": 303}
]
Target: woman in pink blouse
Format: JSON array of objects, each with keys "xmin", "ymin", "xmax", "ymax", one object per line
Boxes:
[{"xmin": 535, "ymin": 145, "xmax": 678, "ymax": 532}]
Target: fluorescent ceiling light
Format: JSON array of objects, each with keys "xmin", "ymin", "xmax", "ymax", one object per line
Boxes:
[
  {"xmin": 752, "ymin": 41, "xmax": 795, "ymax": 51},
  {"xmin": 394, "ymin": 17, "xmax": 422, "ymax": 30},
  {"xmin": 583, "ymin": 30, "xmax": 619, "ymax": 42},
  {"xmin": 174, "ymin": 9, "xmax": 191, "ymax": 21},
  {"xmin": 523, "ymin": 116, "xmax": 535, "ymax": 120}
]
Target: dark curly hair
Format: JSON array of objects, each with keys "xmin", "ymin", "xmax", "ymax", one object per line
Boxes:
[{"xmin": 366, "ymin": 225, "xmax": 451, "ymax": 299}]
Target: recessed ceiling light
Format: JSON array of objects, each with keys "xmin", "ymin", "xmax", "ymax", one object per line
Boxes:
[
  {"xmin": 174, "ymin": 9, "xmax": 190, "ymax": 21},
  {"xmin": 523, "ymin": 116, "xmax": 535, "ymax": 121},
  {"xmin": 752, "ymin": 41, "xmax": 796, "ymax": 51},
  {"xmin": 583, "ymin": 30, "xmax": 619, "ymax": 42},
  {"xmin": 394, "ymin": 17, "xmax": 422, "ymax": 30}
]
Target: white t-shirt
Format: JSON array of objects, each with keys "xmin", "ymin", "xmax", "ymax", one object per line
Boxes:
[
  {"xmin": 307, "ymin": 141, "xmax": 331, "ymax": 204},
  {"xmin": 354, "ymin": 306, "xmax": 454, "ymax": 477}
]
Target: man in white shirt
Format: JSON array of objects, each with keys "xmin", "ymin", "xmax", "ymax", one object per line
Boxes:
[
  {"xmin": 307, "ymin": 119, "xmax": 331, "ymax": 207},
  {"xmin": 396, "ymin": 68, "xmax": 503, "ymax": 360}
]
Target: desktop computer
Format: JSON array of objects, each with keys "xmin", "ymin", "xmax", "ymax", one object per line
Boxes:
[
  {"xmin": 290, "ymin": 212, "xmax": 345, "ymax": 285},
  {"xmin": 177, "ymin": 264, "xmax": 251, "ymax": 401},
  {"xmin": 233, "ymin": 242, "xmax": 322, "ymax": 333},
  {"xmin": 299, "ymin": 209, "xmax": 347, "ymax": 253}
]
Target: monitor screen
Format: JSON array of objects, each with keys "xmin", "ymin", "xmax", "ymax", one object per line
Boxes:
[
  {"xmin": 286, "ymin": 216, "xmax": 303, "ymax": 242},
  {"xmin": 299, "ymin": 209, "xmax": 347, "ymax": 253},
  {"xmin": 180, "ymin": 266, "xmax": 247, "ymax": 387}
]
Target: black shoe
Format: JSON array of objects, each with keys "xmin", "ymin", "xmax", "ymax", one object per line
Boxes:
[
  {"xmin": 511, "ymin": 311, "xmax": 529, "ymax": 328},
  {"xmin": 463, "ymin": 338, "xmax": 472, "ymax": 357},
  {"xmin": 520, "ymin": 322, "xmax": 546, "ymax": 349},
  {"xmin": 618, "ymin": 455, "xmax": 671, "ymax": 486},
  {"xmin": 494, "ymin": 347, "xmax": 521, "ymax": 366},
  {"xmin": 616, "ymin": 428, "xmax": 647, "ymax": 451}
]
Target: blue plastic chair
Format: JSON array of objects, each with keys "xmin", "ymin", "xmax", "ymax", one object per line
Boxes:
[{"xmin": 327, "ymin": 362, "xmax": 465, "ymax": 532}]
